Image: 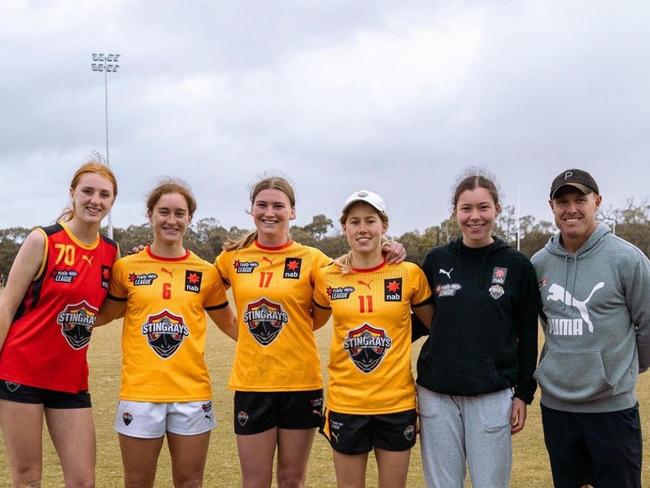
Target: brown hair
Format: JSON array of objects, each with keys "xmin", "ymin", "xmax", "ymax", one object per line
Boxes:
[
  {"xmin": 223, "ymin": 176, "xmax": 296, "ymax": 251},
  {"xmin": 146, "ymin": 178, "xmax": 197, "ymax": 218},
  {"xmin": 452, "ymin": 171, "xmax": 500, "ymax": 211},
  {"xmin": 60, "ymin": 160, "xmax": 118, "ymax": 222}
]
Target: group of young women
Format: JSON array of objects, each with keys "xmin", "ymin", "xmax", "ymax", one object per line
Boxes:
[{"xmin": 0, "ymin": 160, "xmax": 539, "ymax": 488}]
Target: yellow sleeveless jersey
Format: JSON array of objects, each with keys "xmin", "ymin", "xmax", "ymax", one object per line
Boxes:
[
  {"xmin": 314, "ymin": 261, "xmax": 432, "ymax": 414},
  {"xmin": 216, "ymin": 241, "xmax": 331, "ymax": 391},
  {"xmin": 109, "ymin": 246, "xmax": 228, "ymax": 402}
]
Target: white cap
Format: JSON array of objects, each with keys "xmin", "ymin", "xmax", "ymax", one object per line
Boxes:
[{"xmin": 342, "ymin": 190, "xmax": 387, "ymax": 216}]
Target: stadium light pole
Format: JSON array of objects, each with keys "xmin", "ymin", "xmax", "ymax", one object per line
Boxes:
[{"xmin": 90, "ymin": 53, "xmax": 121, "ymax": 239}]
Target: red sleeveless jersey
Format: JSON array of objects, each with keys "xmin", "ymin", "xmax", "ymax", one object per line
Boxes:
[{"xmin": 0, "ymin": 223, "xmax": 118, "ymax": 393}]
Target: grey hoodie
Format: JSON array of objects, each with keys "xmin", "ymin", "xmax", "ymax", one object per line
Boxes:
[{"xmin": 532, "ymin": 223, "xmax": 650, "ymax": 413}]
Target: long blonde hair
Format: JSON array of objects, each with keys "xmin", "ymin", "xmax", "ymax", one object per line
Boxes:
[{"xmin": 223, "ymin": 176, "xmax": 296, "ymax": 251}]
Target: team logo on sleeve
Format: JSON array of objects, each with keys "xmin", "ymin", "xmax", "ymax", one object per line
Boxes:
[
  {"xmin": 51, "ymin": 269, "xmax": 79, "ymax": 284},
  {"xmin": 101, "ymin": 265, "xmax": 111, "ymax": 289},
  {"xmin": 283, "ymin": 258, "xmax": 302, "ymax": 279},
  {"xmin": 343, "ymin": 323, "xmax": 392, "ymax": 373},
  {"xmin": 56, "ymin": 301, "xmax": 98, "ymax": 349},
  {"xmin": 233, "ymin": 260, "xmax": 259, "ymax": 273},
  {"xmin": 243, "ymin": 298, "xmax": 289, "ymax": 345},
  {"xmin": 384, "ymin": 278, "xmax": 402, "ymax": 301},
  {"xmin": 129, "ymin": 273, "xmax": 158, "ymax": 286},
  {"xmin": 327, "ymin": 286, "xmax": 355, "ymax": 300},
  {"xmin": 141, "ymin": 310, "xmax": 189, "ymax": 359},
  {"xmin": 492, "ymin": 267, "xmax": 508, "ymax": 285},
  {"xmin": 185, "ymin": 270, "xmax": 203, "ymax": 293}
]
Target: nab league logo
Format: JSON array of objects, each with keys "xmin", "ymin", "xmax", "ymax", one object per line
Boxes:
[
  {"xmin": 491, "ymin": 267, "xmax": 508, "ymax": 285},
  {"xmin": 243, "ymin": 298, "xmax": 289, "ymax": 345},
  {"xmin": 343, "ymin": 323, "xmax": 392, "ymax": 373},
  {"xmin": 101, "ymin": 265, "xmax": 111, "ymax": 289},
  {"xmin": 141, "ymin": 310, "xmax": 190, "ymax": 359},
  {"xmin": 129, "ymin": 273, "xmax": 158, "ymax": 286},
  {"xmin": 233, "ymin": 260, "xmax": 259, "ymax": 273},
  {"xmin": 384, "ymin": 278, "xmax": 402, "ymax": 301},
  {"xmin": 185, "ymin": 270, "xmax": 202, "ymax": 293},
  {"xmin": 52, "ymin": 269, "xmax": 79, "ymax": 284},
  {"xmin": 56, "ymin": 301, "xmax": 98, "ymax": 349},
  {"xmin": 283, "ymin": 258, "xmax": 302, "ymax": 279},
  {"xmin": 327, "ymin": 286, "xmax": 355, "ymax": 300}
]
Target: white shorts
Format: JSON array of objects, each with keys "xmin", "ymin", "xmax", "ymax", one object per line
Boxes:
[{"xmin": 114, "ymin": 400, "xmax": 217, "ymax": 438}]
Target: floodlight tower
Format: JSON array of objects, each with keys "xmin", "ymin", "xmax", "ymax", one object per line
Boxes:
[{"xmin": 90, "ymin": 53, "xmax": 121, "ymax": 239}]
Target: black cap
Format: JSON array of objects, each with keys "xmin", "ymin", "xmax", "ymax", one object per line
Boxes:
[{"xmin": 550, "ymin": 169, "xmax": 599, "ymax": 199}]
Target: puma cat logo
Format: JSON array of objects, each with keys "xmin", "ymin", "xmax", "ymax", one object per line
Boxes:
[{"xmin": 547, "ymin": 282, "xmax": 605, "ymax": 333}]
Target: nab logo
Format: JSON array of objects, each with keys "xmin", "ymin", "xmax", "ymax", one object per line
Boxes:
[
  {"xmin": 129, "ymin": 273, "xmax": 158, "ymax": 286},
  {"xmin": 343, "ymin": 323, "xmax": 392, "ymax": 373},
  {"xmin": 283, "ymin": 258, "xmax": 302, "ymax": 279},
  {"xmin": 56, "ymin": 301, "xmax": 98, "ymax": 349},
  {"xmin": 233, "ymin": 260, "xmax": 259, "ymax": 273},
  {"xmin": 52, "ymin": 269, "xmax": 79, "ymax": 284},
  {"xmin": 185, "ymin": 270, "xmax": 202, "ymax": 293},
  {"xmin": 243, "ymin": 298, "xmax": 289, "ymax": 346},
  {"xmin": 492, "ymin": 267, "xmax": 508, "ymax": 285},
  {"xmin": 101, "ymin": 265, "xmax": 111, "ymax": 289},
  {"xmin": 141, "ymin": 310, "xmax": 190, "ymax": 359},
  {"xmin": 384, "ymin": 278, "xmax": 402, "ymax": 301}
]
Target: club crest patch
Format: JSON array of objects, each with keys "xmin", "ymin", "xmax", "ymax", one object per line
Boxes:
[
  {"xmin": 327, "ymin": 286, "xmax": 355, "ymax": 300},
  {"xmin": 492, "ymin": 267, "xmax": 508, "ymax": 285},
  {"xmin": 122, "ymin": 412, "xmax": 133, "ymax": 426},
  {"xmin": 4, "ymin": 382, "xmax": 20, "ymax": 393},
  {"xmin": 343, "ymin": 323, "xmax": 392, "ymax": 373},
  {"xmin": 384, "ymin": 278, "xmax": 402, "ymax": 301},
  {"xmin": 243, "ymin": 298, "xmax": 289, "ymax": 345},
  {"xmin": 56, "ymin": 301, "xmax": 98, "ymax": 349},
  {"xmin": 185, "ymin": 270, "xmax": 202, "ymax": 293},
  {"xmin": 404, "ymin": 424, "xmax": 415, "ymax": 441},
  {"xmin": 129, "ymin": 273, "xmax": 158, "ymax": 286},
  {"xmin": 237, "ymin": 411, "xmax": 249, "ymax": 426},
  {"xmin": 283, "ymin": 258, "xmax": 302, "ymax": 279},
  {"xmin": 202, "ymin": 401, "xmax": 213, "ymax": 420},
  {"xmin": 233, "ymin": 260, "xmax": 259, "ymax": 273},
  {"xmin": 52, "ymin": 269, "xmax": 78, "ymax": 284},
  {"xmin": 101, "ymin": 265, "xmax": 111, "ymax": 289},
  {"xmin": 489, "ymin": 284, "xmax": 505, "ymax": 300},
  {"xmin": 141, "ymin": 310, "xmax": 189, "ymax": 359}
]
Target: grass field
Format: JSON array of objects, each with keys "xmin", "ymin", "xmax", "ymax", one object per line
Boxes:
[{"xmin": 1, "ymin": 317, "xmax": 649, "ymax": 487}]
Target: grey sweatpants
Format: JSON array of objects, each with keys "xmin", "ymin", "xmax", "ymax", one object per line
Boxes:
[{"xmin": 417, "ymin": 386, "xmax": 513, "ymax": 488}]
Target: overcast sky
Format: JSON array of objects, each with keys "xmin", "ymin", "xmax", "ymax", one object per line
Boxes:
[{"xmin": 1, "ymin": 1, "xmax": 648, "ymax": 236}]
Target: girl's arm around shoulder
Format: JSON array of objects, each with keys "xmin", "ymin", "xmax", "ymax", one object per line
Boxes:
[
  {"xmin": 0, "ymin": 229, "xmax": 47, "ymax": 349},
  {"xmin": 95, "ymin": 297, "xmax": 126, "ymax": 327},
  {"xmin": 312, "ymin": 303, "xmax": 331, "ymax": 331},
  {"xmin": 206, "ymin": 304, "xmax": 238, "ymax": 341},
  {"xmin": 311, "ymin": 264, "xmax": 332, "ymax": 330}
]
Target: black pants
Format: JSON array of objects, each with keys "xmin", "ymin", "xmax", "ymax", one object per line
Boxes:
[{"xmin": 541, "ymin": 404, "xmax": 642, "ymax": 488}]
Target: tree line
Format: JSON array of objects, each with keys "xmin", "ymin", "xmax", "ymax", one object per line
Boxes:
[{"xmin": 1, "ymin": 200, "xmax": 648, "ymax": 279}]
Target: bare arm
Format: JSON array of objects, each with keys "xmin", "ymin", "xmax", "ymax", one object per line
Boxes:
[
  {"xmin": 0, "ymin": 230, "xmax": 46, "ymax": 350},
  {"xmin": 207, "ymin": 305, "xmax": 238, "ymax": 341},
  {"xmin": 413, "ymin": 303, "xmax": 434, "ymax": 331},
  {"xmin": 95, "ymin": 297, "xmax": 126, "ymax": 327},
  {"xmin": 312, "ymin": 304, "xmax": 332, "ymax": 331}
]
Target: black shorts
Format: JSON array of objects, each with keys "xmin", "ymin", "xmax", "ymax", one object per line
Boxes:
[
  {"xmin": 234, "ymin": 389, "xmax": 323, "ymax": 435},
  {"xmin": 320, "ymin": 408, "xmax": 417, "ymax": 455},
  {"xmin": 0, "ymin": 380, "xmax": 92, "ymax": 409},
  {"xmin": 541, "ymin": 404, "xmax": 642, "ymax": 488}
]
